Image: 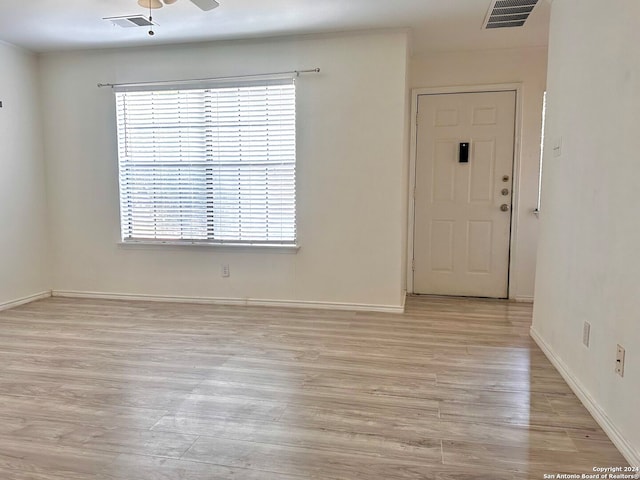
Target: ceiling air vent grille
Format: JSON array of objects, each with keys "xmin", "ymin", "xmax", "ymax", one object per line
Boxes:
[
  {"xmin": 103, "ymin": 15, "xmax": 156, "ymax": 28},
  {"xmin": 483, "ymin": 0, "xmax": 539, "ymax": 29}
]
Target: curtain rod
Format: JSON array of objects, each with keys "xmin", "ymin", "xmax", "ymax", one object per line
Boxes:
[{"xmin": 97, "ymin": 68, "xmax": 321, "ymax": 89}]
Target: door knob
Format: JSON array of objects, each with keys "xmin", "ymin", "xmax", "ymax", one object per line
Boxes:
[{"xmin": 500, "ymin": 204, "xmax": 510, "ymax": 212}]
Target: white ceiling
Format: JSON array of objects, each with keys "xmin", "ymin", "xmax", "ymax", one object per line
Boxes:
[{"xmin": 0, "ymin": 0, "xmax": 550, "ymax": 54}]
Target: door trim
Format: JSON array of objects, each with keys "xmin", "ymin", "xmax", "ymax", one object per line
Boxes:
[{"xmin": 407, "ymin": 83, "xmax": 523, "ymax": 299}]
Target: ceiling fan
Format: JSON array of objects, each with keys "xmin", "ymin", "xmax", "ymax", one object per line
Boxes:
[{"xmin": 137, "ymin": 0, "xmax": 220, "ymax": 12}]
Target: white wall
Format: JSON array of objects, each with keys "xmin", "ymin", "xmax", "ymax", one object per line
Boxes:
[
  {"xmin": 0, "ymin": 42, "xmax": 50, "ymax": 308},
  {"xmin": 410, "ymin": 47, "xmax": 548, "ymax": 300},
  {"xmin": 39, "ymin": 31, "xmax": 410, "ymax": 310},
  {"xmin": 532, "ymin": 0, "xmax": 640, "ymax": 464}
]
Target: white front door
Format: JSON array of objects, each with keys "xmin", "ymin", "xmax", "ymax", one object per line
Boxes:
[{"xmin": 413, "ymin": 91, "xmax": 516, "ymax": 298}]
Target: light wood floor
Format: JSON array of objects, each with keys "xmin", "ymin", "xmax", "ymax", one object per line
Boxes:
[{"xmin": 0, "ymin": 296, "xmax": 628, "ymax": 479}]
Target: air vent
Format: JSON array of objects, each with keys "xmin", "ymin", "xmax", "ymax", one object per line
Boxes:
[
  {"xmin": 104, "ymin": 15, "xmax": 157, "ymax": 28},
  {"xmin": 190, "ymin": 0, "xmax": 220, "ymax": 11},
  {"xmin": 483, "ymin": 0, "xmax": 539, "ymax": 29}
]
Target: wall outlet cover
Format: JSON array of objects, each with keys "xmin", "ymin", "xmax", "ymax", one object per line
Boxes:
[{"xmin": 615, "ymin": 344, "xmax": 625, "ymax": 377}]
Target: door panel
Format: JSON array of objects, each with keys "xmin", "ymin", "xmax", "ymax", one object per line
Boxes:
[
  {"xmin": 467, "ymin": 221, "xmax": 493, "ymax": 273},
  {"xmin": 430, "ymin": 220, "xmax": 454, "ymax": 272},
  {"xmin": 433, "ymin": 141, "xmax": 456, "ymax": 201},
  {"xmin": 413, "ymin": 91, "xmax": 516, "ymax": 298},
  {"xmin": 469, "ymin": 139, "xmax": 495, "ymax": 202}
]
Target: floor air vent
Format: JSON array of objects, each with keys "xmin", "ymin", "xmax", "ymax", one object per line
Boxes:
[
  {"xmin": 103, "ymin": 15, "xmax": 156, "ymax": 28},
  {"xmin": 483, "ymin": 0, "xmax": 539, "ymax": 29}
]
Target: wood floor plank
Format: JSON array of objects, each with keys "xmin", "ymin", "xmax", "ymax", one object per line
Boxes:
[
  {"xmin": 0, "ymin": 295, "xmax": 628, "ymax": 479},
  {"xmin": 442, "ymin": 439, "xmax": 627, "ymax": 476},
  {"xmin": 0, "ymin": 417, "xmax": 197, "ymax": 458},
  {"xmin": 95, "ymin": 453, "xmax": 308, "ymax": 480},
  {"xmin": 153, "ymin": 413, "xmax": 442, "ymax": 462},
  {"xmin": 183, "ymin": 435, "xmax": 440, "ymax": 479},
  {"xmin": 0, "ymin": 438, "xmax": 117, "ymax": 478},
  {"xmin": 0, "ymin": 395, "xmax": 168, "ymax": 430}
]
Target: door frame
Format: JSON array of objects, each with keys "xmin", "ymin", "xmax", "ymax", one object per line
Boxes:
[{"xmin": 407, "ymin": 83, "xmax": 524, "ymax": 299}]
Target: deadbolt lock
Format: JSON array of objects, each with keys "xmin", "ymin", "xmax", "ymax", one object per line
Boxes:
[
  {"xmin": 501, "ymin": 188, "xmax": 510, "ymax": 196},
  {"xmin": 500, "ymin": 204, "xmax": 510, "ymax": 212},
  {"xmin": 502, "ymin": 175, "xmax": 510, "ymax": 182}
]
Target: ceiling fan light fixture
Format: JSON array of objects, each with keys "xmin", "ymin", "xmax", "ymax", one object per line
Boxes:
[
  {"xmin": 138, "ymin": 0, "xmax": 163, "ymax": 9},
  {"xmin": 163, "ymin": 0, "xmax": 179, "ymax": 4}
]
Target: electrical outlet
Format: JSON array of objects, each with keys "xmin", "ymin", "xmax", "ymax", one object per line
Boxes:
[
  {"xmin": 221, "ymin": 264, "xmax": 230, "ymax": 278},
  {"xmin": 615, "ymin": 345, "xmax": 625, "ymax": 377},
  {"xmin": 582, "ymin": 322, "xmax": 591, "ymax": 347}
]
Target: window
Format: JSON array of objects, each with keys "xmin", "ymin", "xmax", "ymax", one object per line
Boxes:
[{"xmin": 115, "ymin": 78, "xmax": 296, "ymax": 246}]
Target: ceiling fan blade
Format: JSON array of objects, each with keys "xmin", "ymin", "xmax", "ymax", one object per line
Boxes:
[{"xmin": 190, "ymin": 0, "xmax": 220, "ymax": 11}]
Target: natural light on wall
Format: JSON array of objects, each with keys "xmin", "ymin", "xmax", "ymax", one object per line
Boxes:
[
  {"xmin": 115, "ymin": 78, "xmax": 297, "ymax": 246},
  {"xmin": 536, "ymin": 91, "xmax": 546, "ymax": 216}
]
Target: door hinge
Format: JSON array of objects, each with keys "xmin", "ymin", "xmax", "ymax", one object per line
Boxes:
[{"xmin": 412, "ymin": 259, "xmax": 415, "ymax": 271}]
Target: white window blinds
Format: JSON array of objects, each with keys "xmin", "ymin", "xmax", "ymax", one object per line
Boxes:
[{"xmin": 115, "ymin": 78, "xmax": 296, "ymax": 245}]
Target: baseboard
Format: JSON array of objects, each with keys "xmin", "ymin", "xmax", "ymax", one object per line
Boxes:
[
  {"xmin": 400, "ymin": 290, "xmax": 407, "ymax": 312},
  {"xmin": 514, "ymin": 295, "xmax": 534, "ymax": 303},
  {"xmin": 0, "ymin": 291, "xmax": 51, "ymax": 312},
  {"xmin": 530, "ymin": 327, "xmax": 640, "ymax": 467},
  {"xmin": 51, "ymin": 290, "xmax": 405, "ymax": 313}
]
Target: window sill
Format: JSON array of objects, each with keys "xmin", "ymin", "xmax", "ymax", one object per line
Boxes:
[{"xmin": 117, "ymin": 240, "xmax": 300, "ymax": 253}]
